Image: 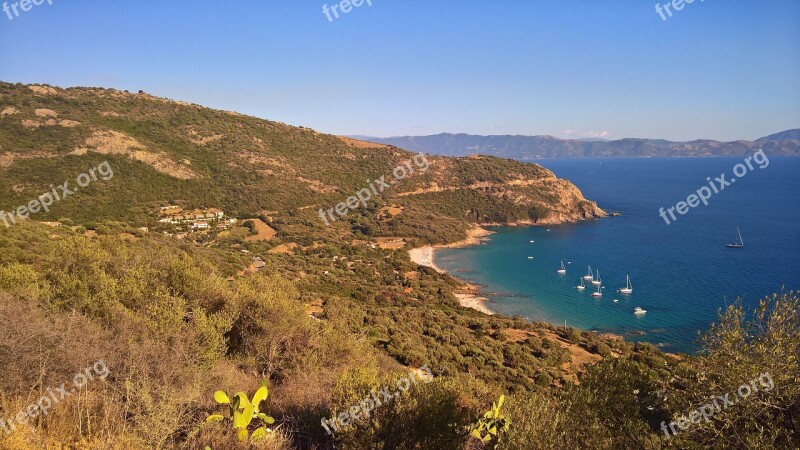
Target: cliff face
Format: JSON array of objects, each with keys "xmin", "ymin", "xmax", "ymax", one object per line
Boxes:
[
  {"xmin": 473, "ymin": 169, "xmax": 606, "ymax": 226},
  {"xmin": 537, "ymin": 178, "xmax": 606, "ymax": 224},
  {"xmin": 536, "ymin": 163, "xmax": 607, "ymax": 223}
]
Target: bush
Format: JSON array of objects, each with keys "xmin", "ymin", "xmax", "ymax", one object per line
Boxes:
[
  {"xmin": 665, "ymin": 293, "xmax": 800, "ymax": 449},
  {"xmin": 534, "ymin": 372, "xmax": 553, "ymax": 388},
  {"xmin": 243, "ymin": 220, "xmax": 257, "ymax": 235},
  {"xmin": 329, "ymin": 370, "xmax": 479, "ymax": 450},
  {"xmin": 567, "ymin": 328, "xmax": 582, "ymax": 344},
  {"xmin": 589, "ymin": 342, "xmax": 612, "ymax": 357}
]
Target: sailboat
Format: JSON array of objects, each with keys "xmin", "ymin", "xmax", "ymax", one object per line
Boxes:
[
  {"xmin": 557, "ymin": 260, "xmax": 566, "ymax": 275},
  {"xmin": 619, "ymin": 275, "xmax": 633, "ymax": 294},
  {"xmin": 592, "ymin": 270, "xmax": 602, "ymax": 286},
  {"xmin": 583, "ymin": 266, "xmax": 594, "ymax": 281},
  {"xmin": 592, "ymin": 283, "xmax": 603, "ymax": 298},
  {"xmin": 726, "ymin": 227, "xmax": 745, "ymax": 248},
  {"xmin": 576, "ymin": 278, "xmax": 586, "ymax": 291}
]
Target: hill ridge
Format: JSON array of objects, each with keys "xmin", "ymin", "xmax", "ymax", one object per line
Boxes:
[{"xmin": 354, "ymin": 130, "xmax": 800, "ymax": 159}]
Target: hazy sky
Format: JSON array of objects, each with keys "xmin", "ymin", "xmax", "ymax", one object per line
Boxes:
[{"xmin": 1, "ymin": 0, "xmax": 799, "ymax": 141}]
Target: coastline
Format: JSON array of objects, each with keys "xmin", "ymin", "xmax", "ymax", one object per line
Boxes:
[
  {"xmin": 412, "ymin": 221, "xmax": 674, "ymax": 352},
  {"xmin": 409, "ymin": 226, "xmax": 495, "ymax": 315}
]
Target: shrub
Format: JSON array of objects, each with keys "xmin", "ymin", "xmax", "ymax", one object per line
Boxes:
[
  {"xmin": 534, "ymin": 372, "xmax": 553, "ymax": 388},
  {"xmin": 243, "ymin": 220, "xmax": 257, "ymax": 235},
  {"xmin": 328, "ymin": 370, "xmax": 476, "ymax": 449},
  {"xmin": 589, "ymin": 342, "xmax": 612, "ymax": 357},
  {"xmin": 567, "ymin": 328, "xmax": 582, "ymax": 344},
  {"xmin": 665, "ymin": 293, "xmax": 800, "ymax": 449}
]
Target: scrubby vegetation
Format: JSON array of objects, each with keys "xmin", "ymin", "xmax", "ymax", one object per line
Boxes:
[
  {"xmin": 0, "ymin": 82, "xmax": 602, "ymax": 238},
  {"xmin": 0, "ymin": 223, "xmax": 796, "ymax": 449},
  {"xmin": 0, "ymin": 83, "xmax": 797, "ymax": 449}
]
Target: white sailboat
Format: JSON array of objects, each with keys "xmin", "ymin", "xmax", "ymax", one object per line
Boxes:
[
  {"xmin": 591, "ymin": 270, "xmax": 602, "ymax": 286},
  {"xmin": 592, "ymin": 283, "xmax": 603, "ymax": 298},
  {"xmin": 583, "ymin": 266, "xmax": 594, "ymax": 281},
  {"xmin": 619, "ymin": 275, "xmax": 633, "ymax": 294},
  {"xmin": 576, "ymin": 278, "xmax": 586, "ymax": 291},
  {"xmin": 726, "ymin": 227, "xmax": 744, "ymax": 248},
  {"xmin": 557, "ymin": 260, "xmax": 566, "ymax": 274}
]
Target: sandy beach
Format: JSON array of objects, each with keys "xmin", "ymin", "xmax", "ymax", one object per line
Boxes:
[
  {"xmin": 453, "ymin": 288, "xmax": 494, "ymax": 315},
  {"xmin": 409, "ymin": 227, "xmax": 495, "ymax": 315},
  {"xmin": 407, "ymin": 246, "xmax": 445, "ymax": 273}
]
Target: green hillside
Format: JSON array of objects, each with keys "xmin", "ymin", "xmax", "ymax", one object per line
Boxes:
[
  {"xmin": 0, "ymin": 82, "xmax": 603, "ymax": 241},
  {"xmin": 0, "ymin": 82, "xmax": 797, "ymax": 450}
]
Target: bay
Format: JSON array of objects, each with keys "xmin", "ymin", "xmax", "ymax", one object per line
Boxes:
[{"xmin": 436, "ymin": 157, "xmax": 800, "ymax": 353}]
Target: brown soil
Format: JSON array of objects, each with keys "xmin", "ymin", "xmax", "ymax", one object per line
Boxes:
[
  {"xmin": 28, "ymin": 85, "xmax": 59, "ymax": 95},
  {"xmin": 184, "ymin": 127, "xmax": 224, "ymax": 145},
  {"xmin": 268, "ymin": 243, "xmax": 299, "ymax": 254},
  {"xmin": 540, "ymin": 330, "xmax": 603, "ymax": 383},
  {"xmin": 337, "ymin": 136, "xmax": 391, "ymax": 149},
  {"xmin": 34, "ymin": 108, "xmax": 58, "ymax": 118},
  {"xmin": 375, "ymin": 237, "xmax": 408, "ymax": 250},
  {"xmin": 244, "ymin": 219, "xmax": 277, "ymax": 242},
  {"xmin": 306, "ymin": 298, "xmax": 324, "ymax": 318},
  {"xmin": 403, "ymin": 271, "xmax": 419, "ymax": 280},
  {"xmin": 73, "ymin": 130, "xmax": 198, "ymax": 180}
]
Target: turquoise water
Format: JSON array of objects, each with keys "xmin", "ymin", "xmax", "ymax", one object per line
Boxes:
[{"xmin": 436, "ymin": 157, "xmax": 800, "ymax": 353}]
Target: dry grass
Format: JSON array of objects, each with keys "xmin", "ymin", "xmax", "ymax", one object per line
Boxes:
[
  {"xmin": 0, "ymin": 295, "xmax": 249, "ymax": 449},
  {"xmin": 245, "ymin": 219, "xmax": 277, "ymax": 242},
  {"xmin": 268, "ymin": 243, "xmax": 299, "ymax": 255},
  {"xmin": 336, "ymin": 136, "xmax": 391, "ymax": 149}
]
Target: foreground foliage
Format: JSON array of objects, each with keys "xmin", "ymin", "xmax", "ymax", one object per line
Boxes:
[
  {"xmin": 0, "ymin": 224, "xmax": 795, "ymax": 449},
  {"xmin": 206, "ymin": 385, "xmax": 276, "ymax": 443}
]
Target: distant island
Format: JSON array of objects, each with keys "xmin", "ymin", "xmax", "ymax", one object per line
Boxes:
[{"xmin": 353, "ymin": 129, "xmax": 800, "ymax": 159}]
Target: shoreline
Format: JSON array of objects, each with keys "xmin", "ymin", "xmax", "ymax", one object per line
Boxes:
[
  {"xmin": 409, "ymin": 226, "xmax": 496, "ymax": 315},
  {"xmin": 410, "ymin": 223, "xmax": 675, "ymax": 353}
]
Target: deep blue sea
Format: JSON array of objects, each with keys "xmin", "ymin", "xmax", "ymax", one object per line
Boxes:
[{"xmin": 436, "ymin": 157, "xmax": 800, "ymax": 353}]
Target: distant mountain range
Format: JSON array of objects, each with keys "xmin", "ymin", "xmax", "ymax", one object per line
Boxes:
[{"xmin": 353, "ymin": 129, "xmax": 800, "ymax": 159}]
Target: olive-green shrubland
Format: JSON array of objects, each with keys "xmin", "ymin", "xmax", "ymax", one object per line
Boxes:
[{"xmin": 0, "ymin": 83, "xmax": 797, "ymax": 449}]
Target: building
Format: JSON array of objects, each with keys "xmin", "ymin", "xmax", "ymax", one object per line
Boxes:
[{"xmin": 158, "ymin": 208, "xmax": 225, "ymax": 228}]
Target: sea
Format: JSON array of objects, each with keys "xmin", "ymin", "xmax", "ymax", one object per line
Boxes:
[{"xmin": 435, "ymin": 157, "xmax": 800, "ymax": 353}]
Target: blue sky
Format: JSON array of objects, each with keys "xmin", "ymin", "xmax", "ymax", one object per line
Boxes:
[{"xmin": 1, "ymin": 0, "xmax": 798, "ymax": 141}]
